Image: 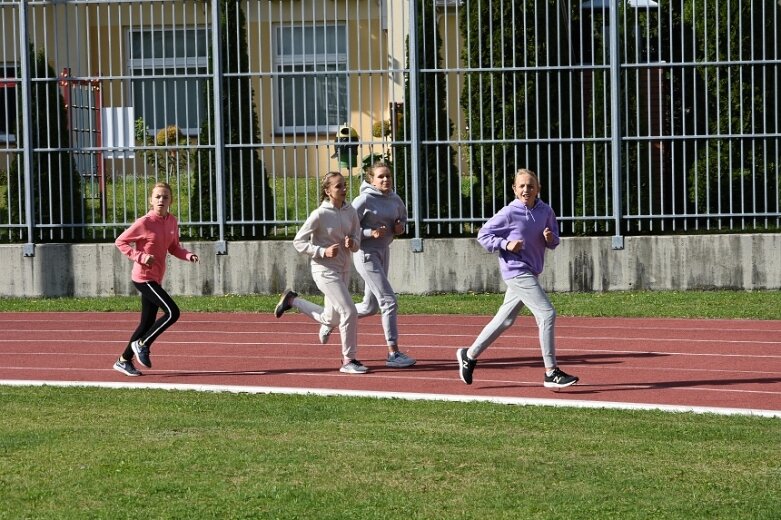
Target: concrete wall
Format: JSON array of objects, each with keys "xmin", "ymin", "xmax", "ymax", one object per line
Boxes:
[{"xmin": 1, "ymin": 233, "xmax": 779, "ymax": 297}]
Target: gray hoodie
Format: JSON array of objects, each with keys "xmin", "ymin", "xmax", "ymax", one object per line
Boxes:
[{"xmin": 351, "ymin": 181, "xmax": 408, "ymax": 254}]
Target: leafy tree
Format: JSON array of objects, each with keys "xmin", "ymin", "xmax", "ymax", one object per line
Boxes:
[
  {"xmin": 397, "ymin": 0, "xmax": 463, "ymax": 235},
  {"xmin": 459, "ymin": 1, "xmax": 574, "ymax": 222},
  {"xmin": 682, "ymin": 0, "xmax": 780, "ymax": 223},
  {"xmin": 195, "ymin": 0, "xmax": 274, "ymax": 238},
  {"xmin": 3, "ymin": 47, "xmax": 83, "ymax": 242}
]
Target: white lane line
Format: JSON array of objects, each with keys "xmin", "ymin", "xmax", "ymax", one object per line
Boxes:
[{"xmin": 1, "ymin": 379, "xmax": 779, "ymax": 418}]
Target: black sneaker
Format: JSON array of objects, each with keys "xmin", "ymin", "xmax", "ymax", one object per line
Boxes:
[
  {"xmin": 544, "ymin": 367, "xmax": 579, "ymax": 389},
  {"xmin": 274, "ymin": 289, "xmax": 298, "ymax": 318},
  {"xmin": 113, "ymin": 358, "xmax": 142, "ymax": 377},
  {"xmin": 457, "ymin": 348, "xmax": 476, "ymax": 385},
  {"xmin": 131, "ymin": 339, "xmax": 151, "ymax": 369}
]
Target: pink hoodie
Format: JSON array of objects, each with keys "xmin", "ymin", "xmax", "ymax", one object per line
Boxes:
[{"xmin": 115, "ymin": 210, "xmax": 194, "ymax": 284}]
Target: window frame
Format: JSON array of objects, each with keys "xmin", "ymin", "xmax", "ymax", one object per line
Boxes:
[
  {"xmin": 273, "ymin": 23, "xmax": 349, "ymax": 135},
  {"xmin": 126, "ymin": 26, "xmax": 210, "ymax": 138},
  {"xmin": 0, "ymin": 62, "xmax": 18, "ymax": 144}
]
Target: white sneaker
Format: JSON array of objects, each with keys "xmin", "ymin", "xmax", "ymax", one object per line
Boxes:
[
  {"xmin": 318, "ymin": 325, "xmax": 333, "ymax": 344},
  {"xmin": 340, "ymin": 359, "xmax": 369, "ymax": 374},
  {"xmin": 386, "ymin": 351, "xmax": 416, "ymax": 368}
]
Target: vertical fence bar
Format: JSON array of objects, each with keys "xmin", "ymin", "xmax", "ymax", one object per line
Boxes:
[
  {"xmin": 17, "ymin": 0, "xmax": 34, "ymax": 256},
  {"xmin": 407, "ymin": 0, "xmax": 422, "ymax": 252},
  {"xmin": 210, "ymin": 0, "xmax": 227, "ymax": 254},
  {"xmin": 609, "ymin": 0, "xmax": 623, "ymax": 249}
]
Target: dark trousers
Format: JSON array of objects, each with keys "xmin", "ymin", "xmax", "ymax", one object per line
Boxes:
[{"xmin": 121, "ymin": 280, "xmax": 180, "ymax": 360}]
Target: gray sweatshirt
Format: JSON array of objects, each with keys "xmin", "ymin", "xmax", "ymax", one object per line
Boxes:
[
  {"xmin": 293, "ymin": 200, "xmax": 361, "ymax": 273},
  {"xmin": 351, "ymin": 181, "xmax": 408, "ymax": 254}
]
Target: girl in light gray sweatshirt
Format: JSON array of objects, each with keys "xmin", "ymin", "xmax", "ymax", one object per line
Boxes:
[{"xmin": 274, "ymin": 171, "xmax": 367, "ymax": 374}]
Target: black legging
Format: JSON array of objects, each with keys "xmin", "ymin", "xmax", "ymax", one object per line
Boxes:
[{"xmin": 122, "ymin": 281, "xmax": 181, "ymax": 361}]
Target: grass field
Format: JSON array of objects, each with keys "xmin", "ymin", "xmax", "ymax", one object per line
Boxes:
[{"xmin": 1, "ymin": 291, "xmax": 780, "ymax": 519}]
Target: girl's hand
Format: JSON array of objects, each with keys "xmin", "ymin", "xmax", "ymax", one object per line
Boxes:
[
  {"xmin": 324, "ymin": 244, "xmax": 339, "ymax": 258},
  {"xmin": 145, "ymin": 255, "xmax": 156, "ymax": 267},
  {"xmin": 344, "ymin": 236, "xmax": 355, "ymax": 249},
  {"xmin": 371, "ymin": 225, "xmax": 387, "ymax": 239},
  {"xmin": 393, "ymin": 219, "xmax": 404, "ymax": 235},
  {"xmin": 543, "ymin": 227, "xmax": 553, "ymax": 244},
  {"xmin": 506, "ymin": 240, "xmax": 523, "ymax": 253}
]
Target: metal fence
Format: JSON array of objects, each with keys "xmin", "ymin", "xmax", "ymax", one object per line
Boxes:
[{"xmin": 1, "ymin": 0, "xmax": 779, "ymax": 255}]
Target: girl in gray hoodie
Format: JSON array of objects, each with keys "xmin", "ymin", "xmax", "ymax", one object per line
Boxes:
[{"xmin": 349, "ymin": 162, "xmax": 415, "ymax": 368}]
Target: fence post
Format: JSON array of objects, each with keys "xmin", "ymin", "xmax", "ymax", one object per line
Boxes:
[
  {"xmin": 210, "ymin": 0, "xmax": 227, "ymax": 255},
  {"xmin": 407, "ymin": 0, "xmax": 423, "ymax": 252},
  {"xmin": 18, "ymin": 0, "xmax": 34, "ymax": 257},
  {"xmin": 609, "ymin": 0, "xmax": 624, "ymax": 250}
]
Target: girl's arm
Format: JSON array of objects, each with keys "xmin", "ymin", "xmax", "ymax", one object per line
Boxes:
[
  {"xmin": 293, "ymin": 211, "xmax": 324, "ymax": 258},
  {"xmin": 115, "ymin": 219, "xmax": 150, "ymax": 265},
  {"xmin": 476, "ymin": 210, "xmax": 511, "ymax": 253}
]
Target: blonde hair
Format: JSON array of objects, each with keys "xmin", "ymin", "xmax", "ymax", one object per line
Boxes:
[
  {"xmin": 149, "ymin": 182, "xmax": 173, "ymax": 209},
  {"xmin": 514, "ymin": 168, "xmax": 540, "ymax": 189},
  {"xmin": 151, "ymin": 181, "xmax": 172, "ymax": 195},
  {"xmin": 320, "ymin": 171, "xmax": 343, "ymax": 202},
  {"xmin": 365, "ymin": 161, "xmax": 391, "ymax": 182}
]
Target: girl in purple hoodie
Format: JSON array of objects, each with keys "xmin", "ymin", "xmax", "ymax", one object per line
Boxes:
[
  {"xmin": 113, "ymin": 182, "xmax": 199, "ymax": 376},
  {"xmin": 456, "ymin": 169, "xmax": 578, "ymax": 389}
]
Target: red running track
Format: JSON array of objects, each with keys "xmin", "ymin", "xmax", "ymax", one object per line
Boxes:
[{"xmin": 1, "ymin": 312, "xmax": 780, "ymax": 417}]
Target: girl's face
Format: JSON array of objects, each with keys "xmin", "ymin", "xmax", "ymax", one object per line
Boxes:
[
  {"xmin": 370, "ymin": 166, "xmax": 393, "ymax": 194},
  {"xmin": 325, "ymin": 174, "xmax": 347, "ymax": 206},
  {"xmin": 150, "ymin": 186, "xmax": 172, "ymax": 217},
  {"xmin": 512, "ymin": 173, "xmax": 539, "ymax": 207}
]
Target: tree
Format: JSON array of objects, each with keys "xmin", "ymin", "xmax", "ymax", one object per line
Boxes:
[
  {"xmin": 195, "ymin": 0, "xmax": 274, "ymax": 238},
  {"xmin": 682, "ymin": 0, "xmax": 780, "ymax": 223},
  {"xmin": 397, "ymin": 0, "xmax": 463, "ymax": 236},
  {"xmin": 459, "ymin": 1, "xmax": 574, "ymax": 223},
  {"xmin": 3, "ymin": 47, "xmax": 83, "ymax": 242}
]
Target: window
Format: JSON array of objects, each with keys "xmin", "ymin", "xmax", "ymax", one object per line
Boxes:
[
  {"xmin": 274, "ymin": 25, "xmax": 348, "ymax": 134},
  {"xmin": 0, "ymin": 63, "xmax": 18, "ymax": 143},
  {"xmin": 128, "ymin": 27, "xmax": 209, "ymax": 136}
]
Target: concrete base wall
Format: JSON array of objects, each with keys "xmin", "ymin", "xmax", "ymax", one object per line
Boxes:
[{"xmin": 1, "ymin": 234, "xmax": 779, "ymax": 297}]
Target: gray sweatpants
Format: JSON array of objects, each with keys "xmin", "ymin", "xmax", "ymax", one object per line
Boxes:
[
  {"xmin": 293, "ymin": 267, "xmax": 358, "ymax": 361},
  {"xmin": 353, "ymin": 248, "xmax": 398, "ymax": 346},
  {"xmin": 466, "ymin": 272, "xmax": 557, "ymax": 369}
]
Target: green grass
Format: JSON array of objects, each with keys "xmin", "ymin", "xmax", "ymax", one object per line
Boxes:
[
  {"xmin": 1, "ymin": 290, "xmax": 780, "ymax": 518},
  {"xmin": 1, "ymin": 289, "xmax": 779, "ymax": 319},
  {"xmin": 1, "ymin": 387, "xmax": 779, "ymax": 519}
]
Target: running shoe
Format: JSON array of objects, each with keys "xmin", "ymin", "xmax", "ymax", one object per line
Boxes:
[
  {"xmin": 543, "ymin": 367, "xmax": 579, "ymax": 389},
  {"xmin": 274, "ymin": 289, "xmax": 298, "ymax": 318},
  {"xmin": 386, "ymin": 351, "xmax": 416, "ymax": 368},
  {"xmin": 131, "ymin": 339, "xmax": 151, "ymax": 369},
  {"xmin": 318, "ymin": 325, "xmax": 333, "ymax": 344},
  {"xmin": 340, "ymin": 359, "xmax": 369, "ymax": 374},
  {"xmin": 457, "ymin": 348, "xmax": 476, "ymax": 385},
  {"xmin": 113, "ymin": 358, "xmax": 142, "ymax": 377}
]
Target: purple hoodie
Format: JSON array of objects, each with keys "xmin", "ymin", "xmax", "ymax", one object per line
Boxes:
[{"xmin": 477, "ymin": 198, "xmax": 560, "ymax": 279}]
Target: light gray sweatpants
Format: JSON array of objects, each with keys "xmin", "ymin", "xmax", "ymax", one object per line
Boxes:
[
  {"xmin": 353, "ymin": 248, "xmax": 398, "ymax": 346},
  {"xmin": 293, "ymin": 267, "xmax": 358, "ymax": 361},
  {"xmin": 466, "ymin": 272, "xmax": 557, "ymax": 369}
]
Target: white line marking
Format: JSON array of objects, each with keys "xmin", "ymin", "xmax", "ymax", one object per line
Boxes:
[{"xmin": 1, "ymin": 379, "xmax": 779, "ymax": 419}]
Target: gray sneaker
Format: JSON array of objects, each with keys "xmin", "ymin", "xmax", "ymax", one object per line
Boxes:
[
  {"xmin": 318, "ymin": 325, "xmax": 333, "ymax": 344},
  {"xmin": 131, "ymin": 339, "xmax": 151, "ymax": 368},
  {"xmin": 113, "ymin": 358, "xmax": 142, "ymax": 377},
  {"xmin": 386, "ymin": 351, "xmax": 416, "ymax": 368},
  {"xmin": 340, "ymin": 359, "xmax": 369, "ymax": 374}
]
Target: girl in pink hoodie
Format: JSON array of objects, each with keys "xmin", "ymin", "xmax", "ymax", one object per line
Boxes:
[{"xmin": 113, "ymin": 182, "xmax": 199, "ymax": 376}]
